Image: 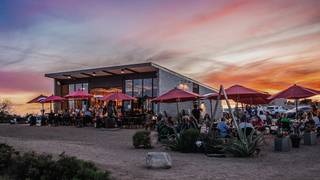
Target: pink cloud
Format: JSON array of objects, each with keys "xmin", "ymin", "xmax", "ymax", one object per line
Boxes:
[{"xmin": 0, "ymin": 71, "xmax": 52, "ymax": 93}]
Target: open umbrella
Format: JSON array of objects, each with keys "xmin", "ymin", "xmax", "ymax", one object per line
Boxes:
[
  {"xmin": 43, "ymin": 95, "xmax": 66, "ymax": 112},
  {"xmin": 65, "ymin": 91, "xmax": 92, "ymax": 110},
  {"xmin": 64, "ymin": 90, "xmax": 92, "ymax": 99},
  {"xmin": 268, "ymin": 84, "xmax": 320, "ymax": 120},
  {"xmin": 208, "ymin": 84, "xmax": 270, "ymax": 101},
  {"xmin": 152, "ymin": 88, "xmax": 202, "ymax": 116},
  {"xmin": 27, "ymin": 95, "xmax": 48, "ymax": 115},
  {"xmin": 102, "ymin": 92, "xmax": 136, "ymax": 101},
  {"xmin": 268, "ymin": 84, "xmax": 319, "ymax": 100}
]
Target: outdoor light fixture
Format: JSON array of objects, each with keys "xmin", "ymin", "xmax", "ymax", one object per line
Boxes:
[
  {"xmin": 67, "ymin": 76, "xmax": 72, "ymax": 79},
  {"xmin": 121, "ymin": 69, "xmax": 125, "ymax": 74},
  {"xmin": 56, "ymin": 81, "xmax": 61, "ymax": 86},
  {"xmin": 92, "ymin": 72, "xmax": 96, "ymax": 76}
]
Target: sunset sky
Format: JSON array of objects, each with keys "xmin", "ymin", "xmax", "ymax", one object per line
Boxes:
[{"xmin": 1, "ymin": 0, "xmax": 320, "ymax": 114}]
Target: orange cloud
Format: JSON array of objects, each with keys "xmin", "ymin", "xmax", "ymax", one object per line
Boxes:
[{"xmin": 201, "ymin": 58, "xmax": 320, "ymax": 93}]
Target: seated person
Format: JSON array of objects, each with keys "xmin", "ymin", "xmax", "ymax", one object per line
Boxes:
[
  {"xmin": 217, "ymin": 118, "xmax": 230, "ymax": 138},
  {"xmin": 239, "ymin": 117, "xmax": 254, "ymax": 136}
]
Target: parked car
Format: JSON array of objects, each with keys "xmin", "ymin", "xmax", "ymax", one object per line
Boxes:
[
  {"xmin": 285, "ymin": 105, "xmax": 312, "ymax": 119},
  {"xmin": 266, "ymin": 106, "xmax": 287, "ymax": 115}
]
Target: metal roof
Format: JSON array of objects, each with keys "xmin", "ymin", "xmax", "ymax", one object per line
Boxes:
[{"xmin": 45, "ymin": 62, "xmax": 216, "ymax": 92}]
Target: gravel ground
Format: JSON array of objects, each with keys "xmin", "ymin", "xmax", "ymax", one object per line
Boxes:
[{"xmin": 0, "ymin": 124, "xmax": 319, "ymax": 180}]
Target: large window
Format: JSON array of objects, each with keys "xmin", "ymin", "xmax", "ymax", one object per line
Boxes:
[
  {"xmin": 124, "ymin": 78, "xmax": 158, "ymax": 98},
  {"xmin": 125, "ymin": 80, "xmax": 133, "ymax": 96},
  {"xmin": 133, "ymin": 79, "xmax": 143, "ymax": 97},
  {"xmin": 143, "ymin": 79, "xmax": 152, "ymax": 98},
  {"xmin": 68, "ymin": 83, "xmax": 89, "ymax": 109}
]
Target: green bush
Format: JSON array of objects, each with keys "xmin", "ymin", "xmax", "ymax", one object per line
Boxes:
[
  {"xmin": 166, "ymin": 128, "xmax": 200, "ymax": 153},
  {"xmin": 133, "ymin": 131, "xmax": 152, "ymax": 149},
  {"xmin": 0, "ymin": 143, "xmax": 111, "ymax": 180}
]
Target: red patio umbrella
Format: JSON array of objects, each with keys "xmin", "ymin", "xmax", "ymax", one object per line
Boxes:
[
  {"xmin": 64, "ymin": 90, "xmax": 92, "ymax": 99},
  {"xmin": 102, "ymin": 92, "xmax": 136, "ymax": 101},
  {"xmin": 208, "ymin": 84, "xmax": 270, "ymax": 105},
  {"xmin": 27, "ymin": 95, "xmax": 48, "ymax": 103},
  {"xmin": 152, "ymin": 88, "xmax": 202, "ymax": 116},
  {"xmin": 43, "ymin": 95, "xmax": 66, "ymax": 103},
  {"xmin": 268, "ymin": 84, "xmax": 320, "ymax": 100},
  {"xmin": 268, "ymin": 84, "xmax": 320, "ymax": 120},
  {"xmin": 27, "ymin": 95, "xmax": 48, "ymax": 115},
  {"xmin": 43, "ymin": 95, "xmax": 66, "ymax": 112},
  {"xmin": 152, "ymin": 88, "xmax": 202, "ymax": 103}
]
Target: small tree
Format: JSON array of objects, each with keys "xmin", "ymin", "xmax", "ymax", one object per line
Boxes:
[
  {"xmin": 0, "ymin": 99, "xmax": 12, "ymax": 114},
  {"xmin": 0, "ymin": 99, "xmax": 13, "ymax": 123}
]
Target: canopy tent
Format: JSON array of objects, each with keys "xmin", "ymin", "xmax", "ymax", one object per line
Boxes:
[
  {"xmin": 152, "ymin": 88, "xmax": 202, "ymax": 117},
  {"xmin": 268, "ymin": 84, "xmax": 320, "ymax": 120},
  {"xmin": 102, "ymin": 92, "xmax": 136, "ymax": 101}
]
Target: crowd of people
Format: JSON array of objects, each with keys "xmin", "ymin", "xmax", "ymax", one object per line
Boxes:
[
  {"xmin": 151, "ymin": 103, "xmax": 320, "ymax": 139},
  {"xmin": 28, "ymin": 101, "xmax": 140, "ymax": 128}
]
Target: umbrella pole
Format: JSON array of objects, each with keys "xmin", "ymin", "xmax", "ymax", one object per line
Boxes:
[
  {"xmin": 176, "ymin": 101, "xmax": 179, "ymax": 120},
  {"xmin": 41, "ymin": 103, "xmax": 44, "ymax": 116},
  {"xmin": 295, "ymin": 99, "xmax": 299, "ymax": 121}
]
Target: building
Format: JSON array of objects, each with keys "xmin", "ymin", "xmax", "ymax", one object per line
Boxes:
[{"xmin": 45, "ymin": 62, "xmax": 221, "ymax": 117}]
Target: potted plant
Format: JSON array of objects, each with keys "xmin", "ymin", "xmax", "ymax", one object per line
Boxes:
[
  {"xmin": 274, "ymin": 129, "xmax": 291, "ymax": 152},
  {"xmin": 304, "ymin": 125, "xmax": 317, "ymax": 145}
]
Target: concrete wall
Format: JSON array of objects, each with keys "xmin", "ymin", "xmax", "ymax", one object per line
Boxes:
[{"xmin": 157, "ymin": 69, "xmax": 222, "ymax": 119}]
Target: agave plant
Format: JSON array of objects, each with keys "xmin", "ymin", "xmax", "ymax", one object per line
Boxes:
[
  {"xmin": 165, "ymin": 128, "xmax": 200, "ymax": 153},
  {"xmin": 223, "ymin": 128, "xmax": 263, "ymax": 157}
]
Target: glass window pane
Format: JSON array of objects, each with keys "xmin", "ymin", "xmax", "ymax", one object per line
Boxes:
[
  {"xmin": 69, "ymin": 84, "xmax": 75, "ymax": 93},
  {"xmin": 143, "ymin": 79, "xmax": 152, "ymax": 98},
  {"xmin": 82, "ymin": 83, "xmax": 89, "ymax": 93},
  {"xmin": 125, "ymin": 80, "xmax": 133, "ymax": 96},
  {"xmin": 152, "ymin": 78, "xmax": 158, "ymax": 97},
  {"xmin": 133, "ymin": 79, "xmax": 143, "ymax": 97},
  {"xmin": 75, "ymin": 83, "xmax": 82, "ymax": 91}
]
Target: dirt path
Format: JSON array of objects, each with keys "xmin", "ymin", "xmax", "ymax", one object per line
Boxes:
[{"xmin": 0, "ymin": 124, "xmax": 319, "ymax": 180}]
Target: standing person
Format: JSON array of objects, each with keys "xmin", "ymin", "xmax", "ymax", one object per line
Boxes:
[{"xmin": 192, "ymin": 104, "xmax": 201, "ymax": 122}]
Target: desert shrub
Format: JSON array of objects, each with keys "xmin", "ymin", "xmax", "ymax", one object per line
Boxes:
[
  {"xmin": 166, "ymin": 128, "xmax": 200, "ymax": 153},
  {"xmin": 0, "ymin": 143, "xmax": 111, "ymax": 180},
  {"xmin": 133, "ymin": 130, "xmax": 152, "ymax": 149},
  {"xmin": 223, "ymin": 129, "xmax": 263, "ymax": 157},
  {"xmin": 0, "ymin": 143, "xmax": 19, "ymax": 173},
  {"xmin": 156, "ymin": 122, "xmax": 175, "ymax": 141},
  {"xmin": 201, "ymin": 135, "xmax": 225, "ymax": 154}
]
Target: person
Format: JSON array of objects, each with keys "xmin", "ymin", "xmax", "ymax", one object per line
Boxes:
[
  {"xmin": 217, "ymin": 118, "xmax": 229, "ymax": 138},
  {"xmin": 278, "ymin": 113, "xmax": 290, "ymax": 132},
  {"xmin": 305, "ymin": 112, "xmax": 316, "ymax": 132},
  {"xmin": 84, "ymin": 109, "xmax": 92, "ymax": 126},
  {"xmin": 313, "ymin": 112, "xmax": 320, "ymax": 136},
  {"xmin": 191, "ymin": 104, "xmax": 201, "ymax": 121}
]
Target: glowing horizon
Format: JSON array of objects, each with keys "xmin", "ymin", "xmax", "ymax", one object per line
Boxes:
[{"xmin": 1, "ymin": 0, "xmax": 320, "ymax": 115}]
